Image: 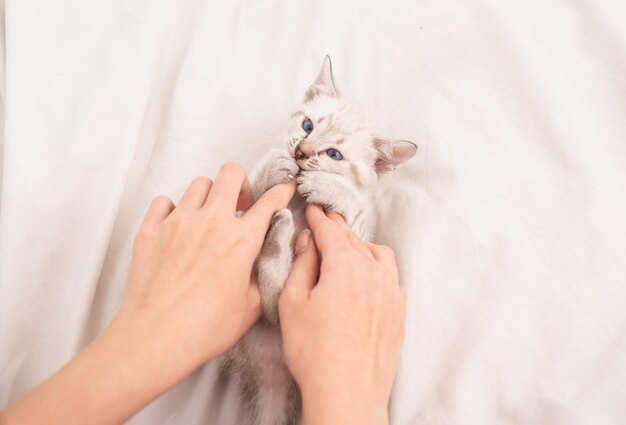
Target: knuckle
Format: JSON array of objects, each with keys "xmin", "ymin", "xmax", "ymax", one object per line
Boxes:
[
  {"xmin": 164, "ymin": 214, "xmax": 185, "ymax": 233},
  {"xmin": 226, "ymin": 232, "xmax": 250, "ymax": 253},
  {"xmin": 134, "ymin": 227, "xmax": 150, "ymax": 243},
  {"xmin": 133, "ymin": 226, "xmax": 155, "ymax": 250},
  {"xmin": 373, "ymin": 243, "xmax": 394, "ymax": 258},
  {"xmin": 370, "ymin": 264, "xmax": 389, "ymax": 283},
  {"xmin": 380, "ymin": 245, "xmax": 395, "ymax": 258},
  {"xmin": 233, "ymin": 234, "xmax": 248, "ymax": 249},
  {"xmin": 201, "ymin": 214, "xmax": 224, "ymax": 233}
]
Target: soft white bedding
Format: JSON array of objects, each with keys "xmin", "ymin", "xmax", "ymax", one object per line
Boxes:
[{"xmin": 1, "ymin": 0, "xmax": 625, "ymax": 423}]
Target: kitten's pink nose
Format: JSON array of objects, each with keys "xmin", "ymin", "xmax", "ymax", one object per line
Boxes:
[{"xmin": 295, "ymin": 142, "xmax": 315, "ymax": 160}]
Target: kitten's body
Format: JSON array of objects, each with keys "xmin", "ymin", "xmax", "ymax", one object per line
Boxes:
[{"xmin": 223, "ymin": 57, "xmax": 416, "ymax": 425}]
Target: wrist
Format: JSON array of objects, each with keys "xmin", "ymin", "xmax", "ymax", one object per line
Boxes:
[
  {"xmin": 300, "ymin": 385, "xmax": 389, "ymax": 425},
  {"xmin": 106, "ymin": 304, "xmax": 210, "ymax": 387},
  {"xmin": 0, "ymin": 311, "xmax": 197, "ymax": 425}
]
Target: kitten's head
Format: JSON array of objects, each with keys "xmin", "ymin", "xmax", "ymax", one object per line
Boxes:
[{"xmin": 287, "ymin": 56, "xmax": 416, "ymax": 187}]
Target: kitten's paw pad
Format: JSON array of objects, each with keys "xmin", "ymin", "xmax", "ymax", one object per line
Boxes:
[{"xmin": 271, "ymin": 209, "xmax": 293, "ymax": 227}]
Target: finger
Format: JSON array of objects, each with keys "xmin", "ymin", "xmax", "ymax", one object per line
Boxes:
[
  {"xmin": 369, "ymin": 244, "xmax": 399, "ymax": 282},
  {"xmin": 327, "ymin": 211, "xmax": 348, "ymax": 226},
  {"xmin": 305, "ymin": 205, "xmax": 350, "ymax": 253},
  {"xmin": 245, "ymin": 279, "xmax": 262, "ymax": 324},
  {"xmin": 237, "ymin": 177, "xmax": 252, "ymax": 211},
  {"xmin": 350, "ymin": 235, "xmax": 376, "ymax": 260},
  {"xmin": 306, "ymin": 204, "xmax": 331, "ymax": 231},
  {"xmin": 243, "ymin": 180, "xmax": 296, "ymax": 241},
  {"xmin": 369, "ymin": 244, "xmax": 397, "ymax": 267},
  {"xmin": 325, "ymin": 211, "xmax": 376, "ymax": 260},
  {"xmin": 281, "ymin": 230, "xmax": 319, "ymax": 304},
  {"xmin": 178, "ymin": 177, "xmax": 213, "ymax": 209},
  {"xmin": 328, "ymin": 213, "xmax": 372, "ymax": 246},
  {"xmin": 142, "ymin": 196, "xmax": 175, "ymax": 226},
  {"xmin": 205, "ymin": 163, "xmax": 250, "ymax": 213}
]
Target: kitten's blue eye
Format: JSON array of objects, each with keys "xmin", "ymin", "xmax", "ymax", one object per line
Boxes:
[
  {"xmin": 326, "ymin": 148, "xmax": 343, "ymax": 161},
  {"xmin": 302, "ymin": 118, "xmax": 314, "ymax": 134}
]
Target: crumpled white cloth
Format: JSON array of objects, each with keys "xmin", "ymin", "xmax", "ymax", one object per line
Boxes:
[{"xmin": 1, "ymin": 0, "xmax": 625, "ymax": 424}]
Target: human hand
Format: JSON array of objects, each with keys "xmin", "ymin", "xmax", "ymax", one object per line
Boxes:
[
  {"xmin": 278, "ymin": 205, "xmax": 407, "ymax": 425},
  {"xmin": 115, "ymin": 163, "xmax": 296, "ymax": 374},
  {"xmin": 0, "ymin": 163, "xmax": 296, "ymax": 425}
]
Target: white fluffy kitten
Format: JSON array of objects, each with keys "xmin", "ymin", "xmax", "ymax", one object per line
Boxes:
[{"xmin": 223, "ymin": 57, "xmax": 416, "ymax": 425}]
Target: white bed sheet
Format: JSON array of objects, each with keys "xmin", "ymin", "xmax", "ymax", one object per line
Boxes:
[{"xmin": 1, "ymin": 0, "xmax": 626, "ymax": 423}]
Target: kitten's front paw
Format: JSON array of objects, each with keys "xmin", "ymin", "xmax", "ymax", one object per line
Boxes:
[
  {"xmin": 297, "ymin": 171, "xmax": 362, "ymax": 226},
  {"xmin": 273, "ymin": 152, "xmax": 300, "ymax": 185},
  {"xmin": 252, "ymin": 149, "xmax": 299, "ymax": 199},
  {"xmin": 270, "ymin": 208, "xmax": 293, "ymax": 228},
  {"xmin": 297, "ymin": 171, "xmax": 338, "ymax": 210}
]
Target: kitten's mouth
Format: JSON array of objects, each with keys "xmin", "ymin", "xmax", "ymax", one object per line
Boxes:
[
  {"xmin": 295, "ymin": 160, "xmax": 307, "ymax": 171},
  {"xmin": 291, "ymin": 145, "xmax": 317, "ymax": 171},
  {"xmin": 294, "ymin": 148, "xmax": 307, "ymax": 161},
  {"xmin": 295, "ymin": 158, "xmax": 316, "ymax": 171},
  {"xmin": 291, "ymin": 151, "xmax": 306, "ymax": 169}
]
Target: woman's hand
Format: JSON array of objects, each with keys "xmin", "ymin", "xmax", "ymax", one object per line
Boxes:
[
  {"xmin": 0, "ymin": 163, "xmax": 295, "ymax": 425},
  {"xmin": 278, "ymin": 205, "xmax": 407, "ymax": 425},
  {"xmin": 118, "ymin": 162, "xmax": 295, "ymax": 367}
]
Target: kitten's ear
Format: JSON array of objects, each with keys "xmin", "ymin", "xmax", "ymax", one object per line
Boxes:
[
  {"xmin": 304, "ymin": 55, "xmax": 338, "ymax": 102},
  {"xmin": 373, "ymin": 138, "xmax": 418, "ymax": 173}
]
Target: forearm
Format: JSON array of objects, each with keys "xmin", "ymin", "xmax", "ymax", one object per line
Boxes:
[
  {"xmin": 1, "ymin": 166, "xmax": 290, "ymax": 425},
  {"xmin": 0, "ymin": 310, "xmax": 197, "ymax": 425}
]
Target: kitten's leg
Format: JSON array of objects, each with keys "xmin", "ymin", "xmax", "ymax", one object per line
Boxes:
[
  {"xmin": 256, "ymin": 376, "xmax": 301, "ymax": 425},
  {"xmin": 221, "ymin": 352, "xmax": 260, "ymax": 425},
  {"xmin": 226, "ymin": 323, "xmax": 301, "ymax": 425},
  {"xmin": 238, "ymin": 211, "xmax": 298, "ymax": 424},
  {"xmin": 257, "ymin": 208, "xmax": 295, "ymax": 325},
  {"xmin": 250, "ymin": 148, "xmax": 299, "ymax": 201},
  {"xmin": 297, "ymin": 171, "xmax": 374, "ymax": 241},
  {"xmin": 224, "ymin": 151, "xmax": 299, "ymax": 425}
]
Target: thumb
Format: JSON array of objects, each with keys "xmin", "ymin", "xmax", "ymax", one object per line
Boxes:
[
  {"xmin": 237, "ymin": 276, "xmax": 262, "ymax": 335},
  {"xmin": 281, "ymin": 230, "xmax": 319, "ymax": 305},
  {"xmin": 246, "ymin": 278, "xmax": 262, "ymax": 322}
]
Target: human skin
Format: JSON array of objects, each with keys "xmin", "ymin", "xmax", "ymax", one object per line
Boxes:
[
  {"xmin": 0, "ymin": 163, "xmax": 295, "ymax": 425},
  {"xmin": 279, "ymin": 205, "xmax": 407, "ymax": 425},
  {"xmin": 0, "ymin": 163, "xmax": 406, "ymax": 425}
]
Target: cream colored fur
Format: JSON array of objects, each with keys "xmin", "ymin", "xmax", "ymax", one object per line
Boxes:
[{"xmin": 223, "ymin": 57, "xmax": 416, "ymax": 425}]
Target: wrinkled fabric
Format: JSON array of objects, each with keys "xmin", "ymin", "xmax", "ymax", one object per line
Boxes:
[{"xmin": 1, "ymin": 1, "xmax": 625, "ymax": 424}]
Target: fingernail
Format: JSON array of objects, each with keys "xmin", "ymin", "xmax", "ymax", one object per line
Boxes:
[
  {"xmin": 295, "ymin": 229, "xmax": 311, "ymax": 254},
  {"xmin": 288, "ymin": 174, "xmax": 295, "ymax": 180}
]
